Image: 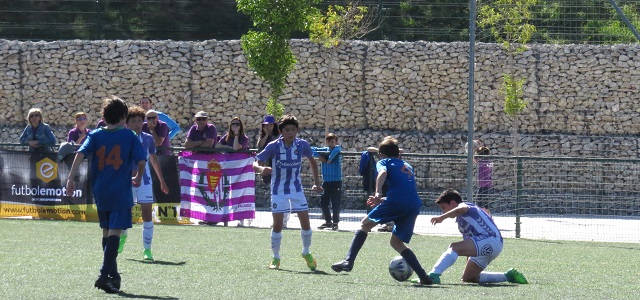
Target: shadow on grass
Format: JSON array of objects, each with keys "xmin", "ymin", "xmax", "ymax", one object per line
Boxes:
[
  {"xmin": 117, "ymin": 291, "xmax": 179, "ymax": 299},
  {"xmin": 125, "ymin": 258, "xmax": 187, "ymax": 266},
  {"xmin": 270, "ymin": 269, "xmax": 335, "ymax": 276}
]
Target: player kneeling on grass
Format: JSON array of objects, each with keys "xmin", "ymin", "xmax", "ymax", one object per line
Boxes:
[
  {"xmin": 253, "ymin": 114, "xmax": 323, "ymax": 270},
  {"xmin": 66, "ymin": 96, "xmax": 147, "ymax": 294},
  {"xmin": 331, "ymin": 137, "xmax": 433, "ymax": 285},
  {"xmin": 118, "ymin": 106, "xmax": 170, "ymax": 261},
  {"xmin": 410, "ymin": 189, "xmax": 528, "ymax": 285}
]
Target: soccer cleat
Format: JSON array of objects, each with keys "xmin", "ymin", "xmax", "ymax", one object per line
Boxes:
[
  {"xmin": 302, "ymin": 253, "xmax": 317, "ymax": 271},
  {"xmin": 410, "ymin": 273, "xmax": 440, "ymax": 285},
  {"xmin": 117, "ymin": 235, "xmax": 127, "ymax": 254},
  {"xmin": 95, "ymin": 276, "xmax": 119, "ymax": 294},
  {"xmin": 317, "ymin": 222, "xmax": 332, "ymax": 229},
  {"xmin": 110, "ymin": 275, "xmax": 121, "ymax": 290},
  {"xmin": 505, "ymin": 268, "xmax": 528, "ymax": 284},
  {"xmin": 331, "ymin": 223, "xmax": 339, "ymax": 231},
  {"xmin": 268, "ymin": 258, "xmax": 280, "ymax": 269},
  {"xmin": 331, "ymin": 260, "xmax": 353, "ymax": 272},
  {"xmin": 143, "ymin": 249, "xmax": 154, "ymax": 261}
]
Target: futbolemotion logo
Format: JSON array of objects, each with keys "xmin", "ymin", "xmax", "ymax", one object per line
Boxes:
[{"xmin": 36, "ymin": 157, "xmax": 58, "ymax": 183}]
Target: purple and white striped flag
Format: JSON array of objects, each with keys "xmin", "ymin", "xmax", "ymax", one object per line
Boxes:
[{"xmin": 179, "ymin": 152, "xmax": 255, "ymax": 222}]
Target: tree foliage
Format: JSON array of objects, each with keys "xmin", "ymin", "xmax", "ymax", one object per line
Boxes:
[
  {"xmin": 237, "ymin": 0, "xmax": 320, "ymax": 118},
  {"xmin": 478, "ymin": 0, "xmax": 537, "ymax": 116}
]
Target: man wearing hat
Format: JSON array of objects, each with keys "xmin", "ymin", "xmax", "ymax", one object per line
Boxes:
[{"xmin": 184, "ymin": 111, "xmax": 218, "ymax": 150}]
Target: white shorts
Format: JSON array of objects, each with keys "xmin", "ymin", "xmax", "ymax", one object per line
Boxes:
[
  {"xmin": 270, "ymin": 191, "xmax": 308, "ymax": 213},
  {"xmin": 132, "ymin": 184, "xmax": 154, "ymax": 204},
  {"xmin": 468, "ymin": 235, "xmax": 503, "ymax": 269}
]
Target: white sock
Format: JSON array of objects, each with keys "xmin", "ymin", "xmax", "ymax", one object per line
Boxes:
[
  {"xmin": 121, "ymin": 229, "xmax": 128, "ymax": 238},
  {"xmin": 271, "ymin": 231, "xmax": 282, "ymax": 259},
  {"xmin": 143, "ymin": 221, "xmax": 154, "ymax": 250},
  {"xmin": 431, "ymin": 248, "xmax": 459, "ymax": 274},
  {"xmin": 479, "ymin": 272, "xmax": 508, "ymax": 283},
  {"xmin": 301, "ymin": 229, "xmax": 312, "ymax": 255}
]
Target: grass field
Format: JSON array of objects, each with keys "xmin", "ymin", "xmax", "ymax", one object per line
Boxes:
[{"xmin": 1, "ymin": 219, "xmax": 639, "ymax": 300}]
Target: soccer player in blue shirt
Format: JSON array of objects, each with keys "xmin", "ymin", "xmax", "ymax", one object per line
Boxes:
[
  {"xmin": 253, "ymin": 114, "xmax": 323, "ymax": 270},
  {"xmin": 331, "ymin": 137, "xmax": 433, "ymax": 285},
  {"xmin": 66, "ymin": 96, "xmax": 147, "ymax": 294},
  {"xmin": 311, "ymin": 133, "xmax": 342, "ymax": 230},
  {"xmin": 410, "ymin": 189, "xmax": 528, "ymax": 285},
  {"xmin": 118, "ymin": 106, "xmax": 169, "ymax": 261}
]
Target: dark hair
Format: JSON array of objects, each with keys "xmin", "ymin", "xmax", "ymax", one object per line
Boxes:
[
  {"xmin": 325, "ymin": 133, "xmax": 338, "ymax": 142},
  {"xmin": 141, "ymin": 96, "xmax": 153, "ymax": 104},
  {"xmin": 278, "ymin": 114, "xmax": 299, "ymax": 132},
  {"xmin": 101, "ymin": 95, "xmax": 128, "ymax": 125},
  {"xmin": 436, "ymin": 189, "xmax": 463, "ymax": 204},
  {"xmin": 126, "ymin": 106, "xmax": 146, "ymax": 123},
  {"xmin": 477, "ymin": 146, "xmax": 490, "ymax": 156},
  {"xmin": 225, "ymin": 117, "xmax": 245, "ymax": 144},
  {"xmin": 378, "ymin": 137, "xmax": 400, "ymax": 158}
]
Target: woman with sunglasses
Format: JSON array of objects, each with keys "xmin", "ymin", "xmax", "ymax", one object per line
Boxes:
[
  {"xmin": 216, "ymin": 117, "xmax": 249, "ymax": 151},
  {"xmin": 67, "ymin": 112, "xmax": 91, "ymax": 144},
  {"xmin": 19, "ymin": 108, "xmax": 57, "ymax": 153}
]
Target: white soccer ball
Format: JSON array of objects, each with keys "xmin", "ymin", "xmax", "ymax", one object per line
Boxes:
[{"xmin": 388, "ymin": 256, "xmax": 413, "ymax": 282}]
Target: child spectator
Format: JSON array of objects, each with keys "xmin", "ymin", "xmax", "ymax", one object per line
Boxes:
[
  {"xmin": 67, "ymin": 112, "xmax": 90, "ymax": 144},
  {"xmin": 476, "ymin": 146, "xmax": 493, "ymax": 215},
  {"xmin": 312, "ymin": 133, "xmax": 342, "ymax": 230}
]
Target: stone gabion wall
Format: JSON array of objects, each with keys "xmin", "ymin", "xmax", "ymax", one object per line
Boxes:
[{"xmin": 1, "ymin": 39, "xmax": 639, "ymax": 158}]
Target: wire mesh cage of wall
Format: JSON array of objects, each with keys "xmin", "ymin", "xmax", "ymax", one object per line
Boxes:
[{"xmin": 1, "ymin": 0, "xmax": 639, "ymax": 44}]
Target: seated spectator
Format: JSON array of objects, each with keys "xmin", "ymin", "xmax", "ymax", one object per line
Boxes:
[
  {"xmin": 19, "ymin": 108, "xmax": 56, "ymax": 153},
  {"xmin": 67, "ymin": 112, "xmax": 90, "ymax": 144},
  {"xmin": 216, "ymin": 117, "xmax": 249, "ymax": 151},
  {"xmin": 139, "ymin": 96, "xmax": 182, "ymax": 140},
  {"xmin": 142, "ymin": 110, "xmax": 171, "ymax": 155},
  {"xmin": 184, "ymin": 111, "xmax": 217, "ymax": 150}
]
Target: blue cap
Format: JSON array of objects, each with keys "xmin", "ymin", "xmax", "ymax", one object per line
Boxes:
[{"xmin": 262, "ymin": 115, "xmax": 276, "ymax": 124}]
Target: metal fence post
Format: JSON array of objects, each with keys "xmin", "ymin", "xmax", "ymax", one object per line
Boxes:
[{"xmin": 515, "ymin": 156, "xmax": 522, "ymax": 238}]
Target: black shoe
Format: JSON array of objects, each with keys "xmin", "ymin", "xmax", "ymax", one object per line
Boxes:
[
  {"xmin": 95, "ymin": 276, "xmax": 119, "ymax": 294},
  {"xmin": 110, "ymin": 275, "xmax": 121, "ymax": 290},
  {"xmin": 331, "ymin": 223, "xmax": 339, "ymax": 231},
  {"xmin": 317, "ymin": 222, "xmax": 332, "ymax": 229},
  {"xmin": 331, "ymin": 260, "xmax": 353, "ymax": 272}
]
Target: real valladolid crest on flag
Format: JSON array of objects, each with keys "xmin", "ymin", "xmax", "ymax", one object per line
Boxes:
[{"xmin": 178, "ymin": 152, "xmax": 255, "ymax": 223}]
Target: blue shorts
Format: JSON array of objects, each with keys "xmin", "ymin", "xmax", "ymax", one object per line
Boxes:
[
  {"xmin": 98, "ymin": 209, "xmax": 133, "ymax": 230},
  {"xmin": 368, "ymin": 200, "xmax": 420, "ymax": 243}
]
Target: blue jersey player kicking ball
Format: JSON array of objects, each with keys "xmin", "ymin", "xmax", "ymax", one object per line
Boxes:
[
  {"xmin": 66, "ymin": 96, "xmax": 147, "ymax": 294},
  {"xmin": 253, "ymin": 114, "xmax": 323, "ymax": 271},
  {"xmin": 410, "ymin": 189, "xmax": 528, "ymax": 285},
  {"xmin": 331, "ymin": 136, "xmax": 433, "ymax": 285}
]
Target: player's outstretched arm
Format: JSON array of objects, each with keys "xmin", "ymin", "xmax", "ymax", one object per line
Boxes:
[
  {"xmin": 307, "ymin": 156, "xmax": 323, "ymax": 192},
  {"xmin": 66, "ymin": 152, "xmax": 86, "ymax": 195},
  {"xmin": 132, "ymin": 160, "xmax": 146, "ymax": 187},
  {"xmin": 149, "ymin": 154, "xmax": 169, "ymax": 194}
]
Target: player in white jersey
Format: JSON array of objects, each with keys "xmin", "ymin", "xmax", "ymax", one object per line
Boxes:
[
  {"xmin": 254, "ymin": 114, "xmax": 323, "ymax": 270},
  {"xmin": 119, "ymin": 106, "xmax": 169, "ymax": 261},
  {"xmin": 412, "ymin": 189, "xmax": 528, "ymax": 285}
]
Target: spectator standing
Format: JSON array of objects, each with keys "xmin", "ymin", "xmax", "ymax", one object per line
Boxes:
[
  {"xmin": 312, "ymin": 133, "xmax": 343, "ymax": 231},
  {"xmin": 475, "ymin": 146, "xmax": 493, "ymax": 215},
  {"xmin": 19, "ymin": 108, "xmax": 56, "ymax": 153},
  {"xmin": 184, "ymin": 111, "xmax": 217, "ymax": 150},
  {"xmin": 67, "ymin": 112, "xmax": 90, "ymax": 144},
  {"xmin": 139, "ymin": 96, "xmax": 182, "ymax": 140},
  {"xmin": 142, "ymin": 110, "xmax": 171, "ymax": 155},
  {"xmin": 217, "ymin": 117, "xmax": 249, "ymax": 151}
]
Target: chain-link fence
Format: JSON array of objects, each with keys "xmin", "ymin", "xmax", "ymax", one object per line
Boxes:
[{"xmin": 1, "ymin": 0, "xmax": 639, "ymax": 44}]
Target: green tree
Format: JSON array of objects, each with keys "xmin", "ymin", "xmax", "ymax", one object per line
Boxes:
[
  {"xmin": 237, "ymin": 0, "xmax": 320, "ymax": 118},
  {"xmin": 307, "ymin": 1, "xmax": 378, "ymax": 133},
  {"xmin": 478, "ymin": 0, "xmax": 536, "ymax": 155}
]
